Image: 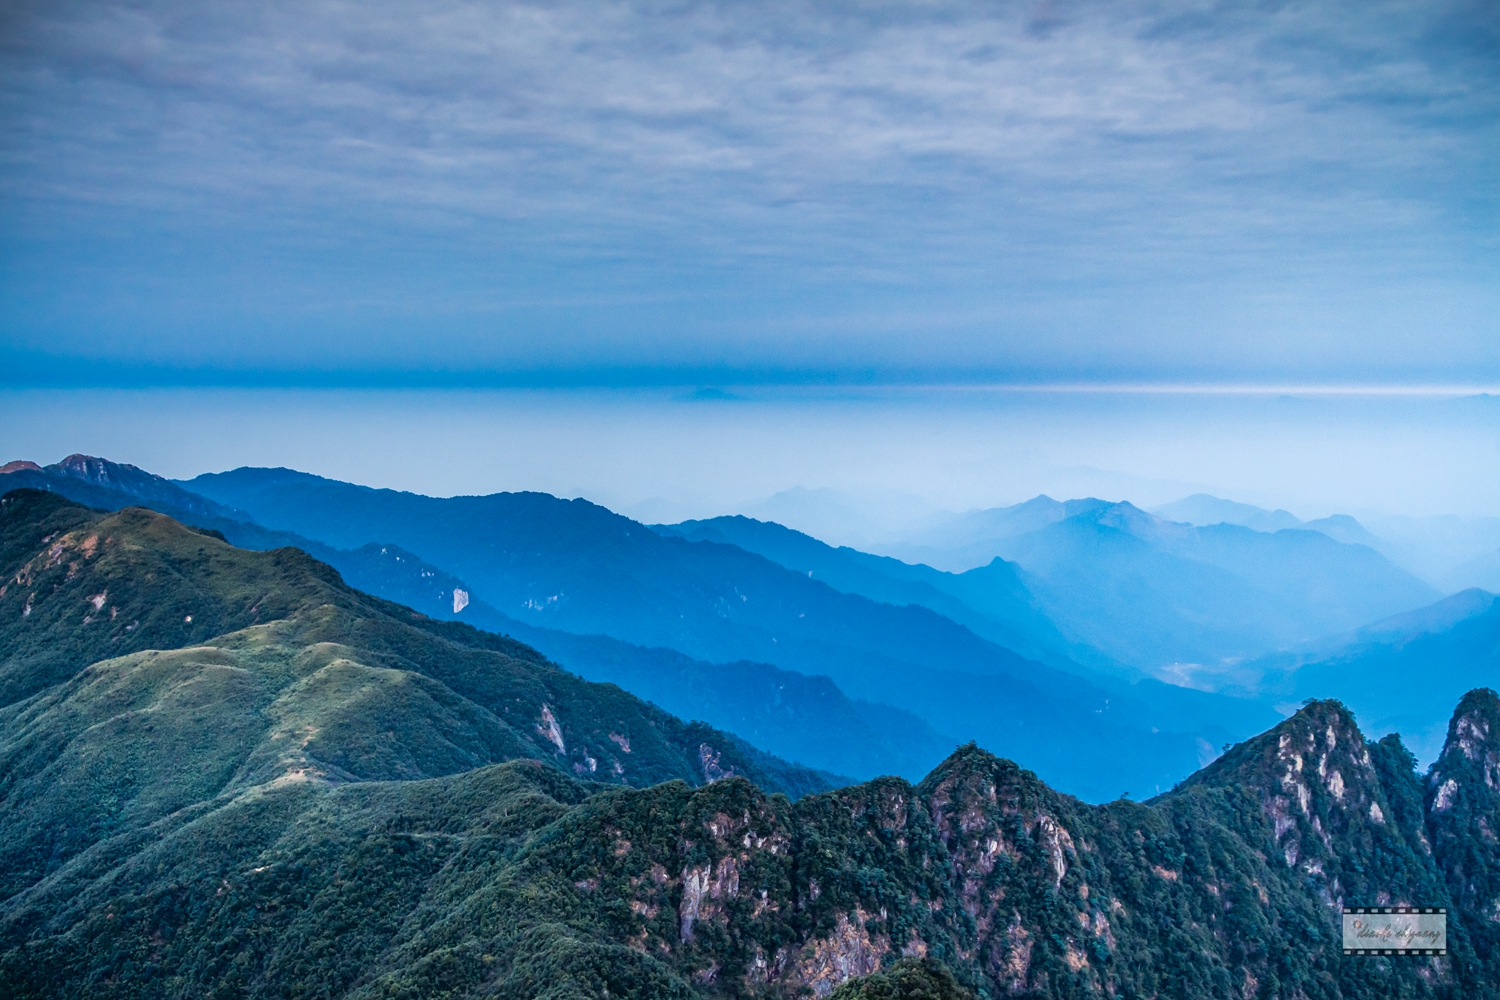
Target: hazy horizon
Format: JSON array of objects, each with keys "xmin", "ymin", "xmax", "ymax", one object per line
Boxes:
[{"xmin": 3, "ymin": 385, "xmax": 1496, "ymax": 533}]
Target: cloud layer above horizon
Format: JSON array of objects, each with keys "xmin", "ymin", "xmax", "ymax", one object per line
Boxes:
[{"xmin": 2, "ymin": 0, "xmax": 1497, "ymax": 384}]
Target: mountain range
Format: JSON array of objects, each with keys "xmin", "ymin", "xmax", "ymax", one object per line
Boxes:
[
  {"xmin": 6, "ymin": 456, "xmax": 1283, "ymax": 801},
  {"xmin": 1, "ymin": 486, "xmax": 1497, "ymax": 998},
  {"xmin": 1152, "ymin": 492, "xmax": 1500, "ymax": 595},
  {"xmin": 0, "ymin": 459, "xmax": 946, "ymax": 782},
  {"xmin": 6, "ymin": 456, "xmax": 1487, "ymax": 808},
  {"xmin": 873, "ymin": 496, "xmax": 1439, "ymax": 677},
  {"xmin": 1236, "ymin": 589, "xmax": 1500, "ymax": 766}
]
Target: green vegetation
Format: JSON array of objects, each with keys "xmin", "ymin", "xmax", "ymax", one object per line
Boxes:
[
  {"xmin": 2, "ymin": 489, "xmax": 1499, "ymax": 998},
  {"xmin": 830, "ymin": 958, "xmax": 977, "ymax": 1000}
]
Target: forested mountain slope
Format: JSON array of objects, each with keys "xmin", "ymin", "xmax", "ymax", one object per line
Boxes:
[{"xmin": 3, "ymin": 487, "xmax": 1499, "ymax": 998}]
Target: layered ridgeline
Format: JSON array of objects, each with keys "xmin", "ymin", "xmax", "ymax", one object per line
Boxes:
[
  {"xmin": 0, "ymin": 459, "xmax": 952, "ymax": 781},
  {"xmin": 1, "ymin": 491, "xmax": 1499, "ymax": 996},
  {"xmin": 179, "ymin": 466, "xmax": 1289, "ymax": 795},
  {"xmin": 1155, "ymin": 493, "xmax": 1500, "ymax": 595},
  {"xmin": 875, "ymin": 496, "xmax": 1437, "ymax": 679},
  {"xmin": 5, "ymin": 457, "xmax": 1279, "ymax": 801},
  {"xmin": 1242, "ymin": 590, "xmax": 1500, "ymax": 765},
  {"xmin": 0, "ymin": 489, "xmax": 839, "ymax": 832}
]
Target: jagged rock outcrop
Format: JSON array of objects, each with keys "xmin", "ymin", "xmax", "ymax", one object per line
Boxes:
[
  {"xmin": 1184, "ymin": 700, "xmax": 1452, "ymax": 918},
  {"xmin": 479, "ymin": 705, "xmax": 1492, "ymax": 998},
  {"xmin": 1427, "ymin": 688, "xmax": 1500, "ymax": 971}
]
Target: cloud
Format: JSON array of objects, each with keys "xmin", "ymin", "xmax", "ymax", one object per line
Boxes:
[{"xmin": 0, "ymin": 0, "xmax": 1496, "ymax": 381}]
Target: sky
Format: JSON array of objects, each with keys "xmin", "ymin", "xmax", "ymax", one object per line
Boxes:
[
  {"xmin": 2, "ymin": 1, "xmax": 1498, "ymax": 539},
  {"xmin": 2, "ymin": 0, "xmax": 1498, "ymax": 386}
]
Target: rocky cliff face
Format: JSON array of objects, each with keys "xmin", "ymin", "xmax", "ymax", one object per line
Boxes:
[
  {"xmin": 436, "ymin": 699, "xmax": 1497, "ymax": 999},
  {"xmin": 1427, "ymin": 688, "xmax": 1500, "ymax": 974}
]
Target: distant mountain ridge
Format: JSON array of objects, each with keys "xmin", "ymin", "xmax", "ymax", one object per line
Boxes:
[
  {"xmin": 658, "ymin": 514, "xmax": 1278, "ymax": 739},
  {"xmin": 323, "ymin": 541, "xmax": 957, "ymax": 782},
  {"xmin": 10, "ymin": 455, "xmax": 1447, "ymax": 802},
  {"xmin": 1241, "ymin": 588, "xmax": 1500, "ymax": 766},
  {"xmin": 654, "ymin": 514, "xmax": 1078, "ymax": 668},
  {"xmin": 1151, "ymin": 493, "xmax": 1386, "ymax": 546},
  {"xmin": 180, "ymin": 464, "xmax": 1285, "ymax": 800},
  {"xmin": 1, "ymin": 458, "xmax": 944, "ymax": 780},
  {"xmin": 7, "ymin": 453, "xmax": 252, "ymax": 522},
  {"xmin": 1154, "ymin": 492, "xmax": 1306, "ymax": 533},
  {"xmin": 877, "ymin": 494, "xmax": 1438, "ymax": 679},
  {"xmin": 8, "ymin": 455, "xmax": 1267, "ymax": 797}
]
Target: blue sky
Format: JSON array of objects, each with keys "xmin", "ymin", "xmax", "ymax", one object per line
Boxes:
[{"xmin": 2, "ymin": 0, "xmax": 1498, "ymax": 386}]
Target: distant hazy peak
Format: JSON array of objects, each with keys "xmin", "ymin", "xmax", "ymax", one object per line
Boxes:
[
  {"xmin": 1352, "ymin": 588, "xmax": 1498, "ymax": 645},
  {"xmin": 1060, "ymin": 496, "xmax": 1117, "ymax": 518},
  {"xmin": 0, "ymin": 461, "xmax": 42, "ymax": 474},
  {"xmin": 53, "ymin": 453, "xmax": 136, "ymax": 482},
  {"xmin": 185, "ymin": 465, "xmax": 361, "ymax": 491},
  {"xmin": 1151, "ymin": 493, "xmax": 1303, "ymax": 532}
]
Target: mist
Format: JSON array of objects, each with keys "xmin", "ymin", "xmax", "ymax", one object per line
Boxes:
[{"xmin": 4, "ymin": 386, "xmax": 1495, "ymax": 536}]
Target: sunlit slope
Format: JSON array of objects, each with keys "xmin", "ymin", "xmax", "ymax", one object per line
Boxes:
[{"xmin": 0, "ymin": 489, "xmax": 358, "ymax": 707}]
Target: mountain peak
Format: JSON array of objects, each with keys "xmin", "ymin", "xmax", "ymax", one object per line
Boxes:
[
  {"xmin": 1180, "ymin": 698, "xmax": 1394, "ymax": 906},
  {"xmin": 54, "ymin": 452, "xmax": 134, "ymax": 480},
  {"xmin": 0, "ymin": 460, "xmax": 42, "ymax": 474},
  {"xmin": 1426, "ymin": 688, "xmax": 1500, "ymax": 934},
  {"xmin": 38, "ymin": 454, "xmax": 251, "ymax": 521},
  {"xmin": 1429, "ymin": 687, "xmax": 1500, "ymax": 794},
  {"xmin": 1191, "ymin": 698, "xmax": 1370, "ymax": 793},
  {"xmin": 1152, "ymin": 493, "xmax": 1304, "ymax": 532},
  {"xmin": 917, "ymin": 741, "xmax": 1054, "ymax": 813}
]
